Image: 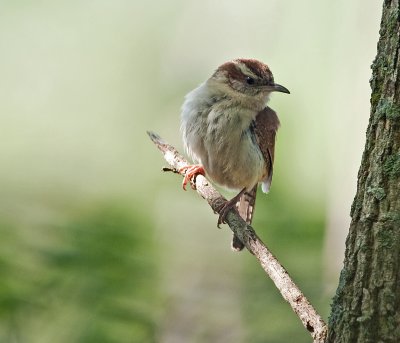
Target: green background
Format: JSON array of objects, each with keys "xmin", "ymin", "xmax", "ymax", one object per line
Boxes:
[{"xmin": 0, "ymin": 1, "xmax": 380, "ymax": 342}]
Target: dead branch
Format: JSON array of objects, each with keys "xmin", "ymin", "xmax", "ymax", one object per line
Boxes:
[{"xmin": 147, "ymin": 131, "xmax": 327, "ymax": 343}]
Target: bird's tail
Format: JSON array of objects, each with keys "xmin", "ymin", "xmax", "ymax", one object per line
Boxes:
[{"xmin": 232, "ymin": 185, "xmax": 257, "ymax": 251}]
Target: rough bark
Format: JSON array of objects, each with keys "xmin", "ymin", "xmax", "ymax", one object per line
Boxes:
[{"xmin": 327, "ymin": 1, "xmax": 400, "ymax": 342}]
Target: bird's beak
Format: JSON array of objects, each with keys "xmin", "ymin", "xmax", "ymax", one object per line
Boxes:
[{"xmin": 264, "ymin": 83, "xmax": 290, "ymax": 94}]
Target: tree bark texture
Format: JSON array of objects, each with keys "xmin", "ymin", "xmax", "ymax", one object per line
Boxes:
[{"xmin": 328, "ymin": 1, "xmax": 400, "ymax": 342}]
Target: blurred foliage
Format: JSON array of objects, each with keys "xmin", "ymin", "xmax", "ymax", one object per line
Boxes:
[
  {"xmin": 243, "ymin": 190, "xmax": 326, "ymax": 343},
  {"xmin": 0, "ymin": 203, "xmax": 159, "ymax": 343},
  {"xmin": 0, "ymin": 0, "xmax": 381, "ymax": 342}
]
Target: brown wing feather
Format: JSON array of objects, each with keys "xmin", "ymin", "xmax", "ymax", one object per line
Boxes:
[
  {"xmin": 254, "ymin": 106, "xmax": 280, "ymax": 192},
  {"xmin": 232, "ymin": 107, "xmax": 280, "ymax": 251}
]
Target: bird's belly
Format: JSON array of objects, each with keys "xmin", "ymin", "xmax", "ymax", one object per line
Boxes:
[
  {"xmin": 205, "ymin": 133, "xmax": 266, "ymax": 191},
  {"xmin": 182, "ymin": 102, "xmax": 268, "ymax": 192}
]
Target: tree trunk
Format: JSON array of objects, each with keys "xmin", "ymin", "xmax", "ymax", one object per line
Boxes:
[{"xmin": 327, "ymin": 1, "xmax": 400, "ymax": 342}]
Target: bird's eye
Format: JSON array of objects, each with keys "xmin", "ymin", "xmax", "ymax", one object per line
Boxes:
[{"xmin": 246, "ymin": 76, "xmax": 255, "ymax": 85}]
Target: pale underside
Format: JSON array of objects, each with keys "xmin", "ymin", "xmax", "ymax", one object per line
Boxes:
[{"xmin": 181, "ymin": 80, "xmax": 279, "ymax": 250}]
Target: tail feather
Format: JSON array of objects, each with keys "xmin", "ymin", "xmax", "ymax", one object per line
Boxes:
[{"xmin": 231, "ymin": 185, "xmax": 257, "ymax": 251}]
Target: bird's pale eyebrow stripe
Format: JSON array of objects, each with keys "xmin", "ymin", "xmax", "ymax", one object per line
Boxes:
[{"xmin": 235, "ymin": 62, "xmax": 259, "ymax": 79}]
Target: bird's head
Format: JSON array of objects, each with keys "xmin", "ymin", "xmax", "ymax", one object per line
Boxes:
[{"xmin": 210, "ymin": 58, "xmax": 290, "ymax": 100}]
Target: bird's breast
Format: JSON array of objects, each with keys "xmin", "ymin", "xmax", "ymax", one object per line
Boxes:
[
  {"xmin": 181, "ymin": 87, "xmax": 268, "ymax": 191},
  {"xmin": 203, "ymin": 110, "xmax": 266, "ymax": 191}
]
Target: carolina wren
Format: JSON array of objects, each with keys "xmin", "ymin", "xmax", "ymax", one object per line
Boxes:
[{"xmin": 180, "ymin": 58, "xmax": 289, "ymax": 251}]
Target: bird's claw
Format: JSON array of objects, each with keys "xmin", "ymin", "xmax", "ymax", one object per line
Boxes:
[
  {"xmin": 215, "ymin": 188, "xmax": 247, "ymax": 227},
  {"xmin": 179, "ymin": 165, "xmax": 205, "ymax": 190},
  {"xmin": 215, "ymin": 200, "xmax": 236, "ymax": 228}
]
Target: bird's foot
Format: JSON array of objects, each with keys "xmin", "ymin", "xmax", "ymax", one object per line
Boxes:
[
  {"xmin": 215, "ymin": 188, "xmax": 246, "ymax": 227},
  {"xmin": 179, "ymin": 164, "xmax": 205, "ymax": 190}
]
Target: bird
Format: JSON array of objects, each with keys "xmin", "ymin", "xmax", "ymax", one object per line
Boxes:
[{"xmin": 180, "ymin": 58, "xmax": 289, "ymax": 251}]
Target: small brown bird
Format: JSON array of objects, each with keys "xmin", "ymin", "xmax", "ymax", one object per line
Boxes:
[{"xmin": 180, "ymin": 58, "xmax": 289, "ymax": 251}]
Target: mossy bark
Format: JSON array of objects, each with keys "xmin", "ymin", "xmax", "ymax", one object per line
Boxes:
[{"xmin": 327, "ymin": 1, "xmax": 400, "ymax": 342}]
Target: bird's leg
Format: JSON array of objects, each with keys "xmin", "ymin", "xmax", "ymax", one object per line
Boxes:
[
  {"xmin": 179, "ymin": 164, "xmax": 205, "ymax": 190},
  {"xmin": 216, "ymin": 188, "xmax": 247, "ymax": 227}
]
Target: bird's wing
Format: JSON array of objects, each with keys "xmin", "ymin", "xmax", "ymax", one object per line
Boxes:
[
  {"xmin": 232, "ymin": 106, "xmax": 280, "ymax": 251},
  {"xmin": 253, "ymin": 106, "xmax": 280, "ymax": 193},
  {"xmin": 233, "ymin": 108, "xmax": 279, "ymax": 223}
]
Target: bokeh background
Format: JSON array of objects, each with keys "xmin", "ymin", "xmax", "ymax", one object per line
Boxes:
[{"xmin": 0, "ymin": 1, "xmax": 381, "ymax": 342}]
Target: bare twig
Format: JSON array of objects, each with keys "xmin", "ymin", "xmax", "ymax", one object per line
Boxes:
[{"xmin": 147, "ymin": 131, "xmax": 328, "ymax": 343}]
